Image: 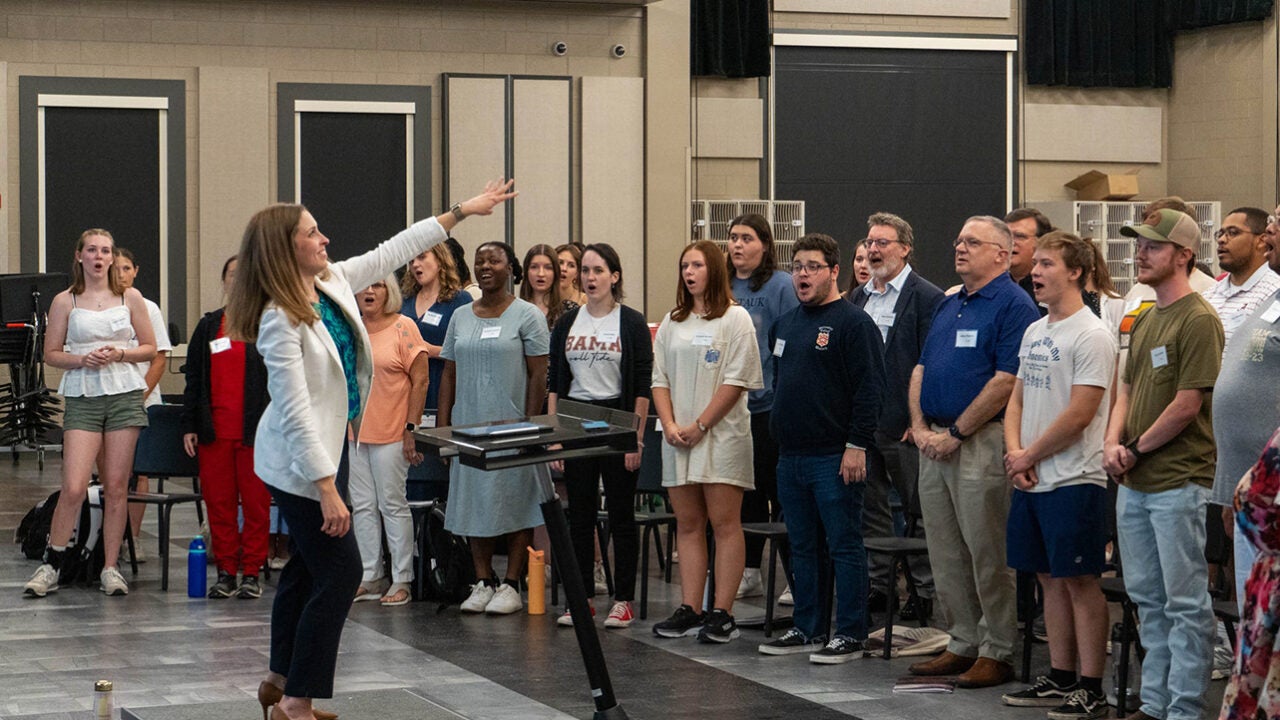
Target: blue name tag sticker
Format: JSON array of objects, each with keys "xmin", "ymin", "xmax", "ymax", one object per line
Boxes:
[{"xmin": 704, "ymin": 348, "xmax": 721, "ymax": 364}]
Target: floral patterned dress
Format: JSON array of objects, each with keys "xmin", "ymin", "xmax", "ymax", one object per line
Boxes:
[{"xmin": 1222, "ymin": 426, "xmax": 1280, "ymax": 720}]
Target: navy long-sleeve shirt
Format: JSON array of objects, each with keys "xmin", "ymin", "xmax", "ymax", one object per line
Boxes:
[{"xmin": 769, "ymin": 299, "xmax": 886, "ymax": 455}]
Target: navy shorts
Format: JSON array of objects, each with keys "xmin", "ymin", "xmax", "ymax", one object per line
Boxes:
[{"xmin": 1006, "ymin": 483, "xmax": 1108, "ymax": 578}]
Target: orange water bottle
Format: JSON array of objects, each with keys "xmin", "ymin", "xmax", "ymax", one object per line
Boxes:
[{"xmin": 527, "ymin": 547, "xmax": 546, "ymax": 615}]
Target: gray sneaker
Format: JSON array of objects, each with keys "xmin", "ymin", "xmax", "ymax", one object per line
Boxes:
[
  {"xmin": 809, "ymin": 635, "xmax": 864, "ymax": 664},
  {"xmin": 758, "ymin": 628, "xmax": 826, "ymax": 655},
  {"xmin": 100, "ymin": 566, "xmax": 129, "ymax": 596},
  {"xmin": 23, "ymin": 564, "xmax": 59, "ymax": 598}
]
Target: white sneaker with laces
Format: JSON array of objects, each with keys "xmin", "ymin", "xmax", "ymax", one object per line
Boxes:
[
  {"xmin": 485, "ymin": 583, "xmax": 523, "ymax": 615},
  {"xmin": 778, "ymin": 586, "xmax": 794, "ymax": 606},
  {"xmin": 736, "ymin": 568, "xmax": 763, "ymax": 599},
  {"xmin": 24, "ymin": 564, "xmax": 59, "ymax": 598},
  {"xmin": 100, "ymin": 566, "xmax": 129, "ymax": 596},
  {"xmin": 460, "ymin": 582, "xmax": 495, "ymax": 613},
  {"xmin": 593, "ymin": 561, "xmax": 609, "ymax": 595}
]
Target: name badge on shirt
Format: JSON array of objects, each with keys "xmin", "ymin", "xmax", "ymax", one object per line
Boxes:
[
  {"xmin": 110, "ymin": 314, "xmax": 131, "ymax": 332},
  {"xmin": 420, "ymin": 413, "xmax": 437, "ymax": 429},
  {"xmin": 480, "ymin": 325, "xmax": 501, "ymax": 340},
  {"xmin": 598, "ymin": 331, "xmax": 619, "ymax": 344},
  {"xmin": 879, "ymin": 312, "xmax": 896, "ymax": 327},
  {"xmin": 1261, "ymin": 301, "xmax": 1280, "ymax": 324},
  {"xmin": 956, "ymin": 329, "xmax": 978, "ymax": 348},
  {"xmin": 209, "ymin": 337, "xmax": 232, "ymax": 354},
  {"xmin": 773, "ymin": 339, "xmax": 786, "ymax": 357},
  {"xmin": 423, "ymin": 311, "xmax": 444, "ymax": 326},
  {"xmin": 691, "ymin": 331, "xmax": 713, "ymax": 347},
  {"xmin": 1151, "ymin": 345, "xmax": 1169, "ymax": 368}
]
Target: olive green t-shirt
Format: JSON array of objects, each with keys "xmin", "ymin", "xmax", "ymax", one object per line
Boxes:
[{"xmin": 1122, "ymin": 291, "xmax": 1223, "ymax": 492}]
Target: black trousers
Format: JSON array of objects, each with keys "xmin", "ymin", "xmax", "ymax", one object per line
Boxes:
[
  {"xmin": 267, "ymin": 485, "xmax": 363, "ymax": 699},
  {"xmin": 564, "ymin": 451, "xmax": 639, "ymax": 602},
  {"xmin": 742, "ymin": 411, "xmax": 781, "ymax": 567}
]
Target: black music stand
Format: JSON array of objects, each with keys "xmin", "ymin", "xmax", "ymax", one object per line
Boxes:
[{"xmin": 414, "ymin": 399, "xmax": 637, "ymax": 720}]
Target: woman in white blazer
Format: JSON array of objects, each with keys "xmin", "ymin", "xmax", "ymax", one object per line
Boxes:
[{"xmin": 225, "ymin": 179, "xmax": 515, "ymax": 720}]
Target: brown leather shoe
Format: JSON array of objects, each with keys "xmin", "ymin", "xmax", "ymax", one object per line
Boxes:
[
  {"xmin": 955, "ymin": 657, "xmax": 1014, "ymax": 688},
  {"xmin": 908, "ymin": 650, "xmax": 977, "ymax": 676}
]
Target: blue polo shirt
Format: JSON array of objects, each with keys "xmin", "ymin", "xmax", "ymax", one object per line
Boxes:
[{"xmin": 918, "ymin": 272, "xmax": 1039, "ymax": 425}]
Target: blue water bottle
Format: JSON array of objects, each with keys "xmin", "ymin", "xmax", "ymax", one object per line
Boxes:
[{"xmin": 187, "ymin": 537, "xmax": 207, "ymax": 598}]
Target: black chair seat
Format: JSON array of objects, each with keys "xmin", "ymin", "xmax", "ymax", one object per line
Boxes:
[
  {"xmin": 128, "ymin": 404, "xmax": 207, "ymax": 591},
  {"xmin": 1100, "ymin": 575, "xmax": 1129, "ymax": 600},
  {"xmin": 863, "ymin": 536, "xmax": 928, "ymax": 554}
]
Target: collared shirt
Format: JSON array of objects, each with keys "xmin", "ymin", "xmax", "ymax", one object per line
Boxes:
[
  {"xmin": 862, "ymin": 264, "xmax": 913, "ymax": 343},
  {"xmin": 918, "ymin": 272, "xmax": 1040, "ymax": 425},
  {"xmin": 1202, "ymin": 264, "xmax": 1280, "ymax": 345}
]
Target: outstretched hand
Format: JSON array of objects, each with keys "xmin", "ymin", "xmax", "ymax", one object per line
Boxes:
[{"xmin": 462, "ymin": 178, "xmax": 518, "ymax": 217}]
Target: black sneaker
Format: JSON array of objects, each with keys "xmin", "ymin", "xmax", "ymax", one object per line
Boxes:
[
  {"xmin": 809, "ymin": 635, "xmax": 864, "ymax": 664},
  {"xmin": 758, "ymin": 628, "xmax": 826, "ymax": 656},
  {"xmin": 1001, "ymin": 675, "xmax": 1077, "ymax": 707},
  {"xmin": 208, "ymin": 572, "xmax": 238, "ymax": 599},
  {"xmin": 236, "ymin": 575, "xmax": 262, "ymax": 599},
  {"xmin": 1047, "ymin": 688, "xmax": 1108, "ymax": 720},
  {"xmin": 653, "ymin": 604, "xmax": 705, "ymax": 638},
  {"xmin": 696, "ymin": 608, "xmax": 739, "ymax": 644}
]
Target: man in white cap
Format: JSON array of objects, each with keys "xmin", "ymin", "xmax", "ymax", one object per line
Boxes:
[{"xmin": 1102, "ymin": 208, "xmax": 1224, "ymax": 720}]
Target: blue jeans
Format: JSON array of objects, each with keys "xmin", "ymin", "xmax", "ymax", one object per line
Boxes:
[
  {"xmin": 1117, "ymin": 483, "xmax": 1213, "ymax": 720},
  {"xmin": 776, "ymin": 453, "xmax": 867, "ymax": 640}
]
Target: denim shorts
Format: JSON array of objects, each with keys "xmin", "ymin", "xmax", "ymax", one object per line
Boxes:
[
  {"xmin": 1006, "ymin": 482, "xmax": 1107, "ymax": 578},
  {"xmin": 62, "ymin": 390, "xmax": 148, "ymax": 433}
]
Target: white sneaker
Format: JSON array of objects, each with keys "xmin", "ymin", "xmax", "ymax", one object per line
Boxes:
[
  {"xmin": 593, "ymin": 561, "xmax": 609, "ymax": 595},
  {"xmin": 736, "ymin": 568, "xmax": 763, "ymax": 599},
  {"xmin": 460, "ymin": 582, "xmax": 494, "ymax": 613},
  {"xmin": 23, "ymin": 564, "xmax": 59, "ymax": 598},
  {"xmin": 485, "ymin": 583, "xmax": 523, "ymax": 614},
  {"xmin": 778, "ymin": 586, "xmax": 794, "ymax": 606},
  {"xmin": 100, "ymin": 566, "xmax": 129, "ymax": 596}
]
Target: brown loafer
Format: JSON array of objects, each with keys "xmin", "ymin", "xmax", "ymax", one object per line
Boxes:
[
  {"xmin": 955, "ymin": 657, "xmax": 1014, "ymax": 688},
  {"xmin": 908, "ymin": 650, "xmax": 977, "ymax": 676}
]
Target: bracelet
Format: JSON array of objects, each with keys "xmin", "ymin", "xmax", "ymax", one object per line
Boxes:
[
  {"xmin": 116, "ymin": 348, "xmax": 125, "ymax": 362},
  {"xmin": 695, "ymin": 419, "xmax": 708, "ymax": 433}
]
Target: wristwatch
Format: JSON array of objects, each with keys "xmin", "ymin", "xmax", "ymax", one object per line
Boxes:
[
  {"xmin": 405, "ymin": 422, "xmax": 417, "ymax": 432},
  {"xmin": 947, "ymin": 424, "xmax": 968, "ymax": 442},
  {"xmin": 1125, "ymin": 437, "xmax": 1144, "ymax": 459},
  {"xmin": 449, "ymin": 202, "xmax": 465, "ymax": 222}
]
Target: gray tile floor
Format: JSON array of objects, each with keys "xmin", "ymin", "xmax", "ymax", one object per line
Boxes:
[{"xmin": 0, "ymin": 452, "xmax": 1227, "ymax": 719}]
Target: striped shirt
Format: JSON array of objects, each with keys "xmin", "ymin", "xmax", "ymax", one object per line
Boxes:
[{"xmin": 1201, "ymin": 264, "xmax": 1280, "ymax": 346}]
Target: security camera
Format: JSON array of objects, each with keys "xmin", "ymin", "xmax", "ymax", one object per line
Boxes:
[
  {"xmin": 552, "ymin": 41, "xmax": 568, "ymax": 56},
  {"xmin": 611, "ymin": 44, "xmax": 626, "ymax": 58}
]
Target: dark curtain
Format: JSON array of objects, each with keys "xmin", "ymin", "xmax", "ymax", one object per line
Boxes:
[
  {"xmin": 692, "ymin": 0, "xmax": 771, "ymax": 78},
  {"xmin": 1177, "ymin": 0, "xmax": 1273, "ymax": 29},
  {"xmin": 1026, "ymin": 0, "xmax": 1176, "ymax": 88}
]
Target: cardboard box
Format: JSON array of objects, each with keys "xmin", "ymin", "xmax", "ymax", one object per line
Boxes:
[{"xmin": 1064, "ymin": 171, "xmax": 1140, "ymax": 201}]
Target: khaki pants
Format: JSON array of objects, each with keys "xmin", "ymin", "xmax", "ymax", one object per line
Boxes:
[{"xmin": 918, "ymin": 422, "xmax": 1016, "ymax": 663}]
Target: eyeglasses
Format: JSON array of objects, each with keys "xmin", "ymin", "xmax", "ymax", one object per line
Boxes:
[
  {"xmin": 793, "ymin": 262, "xmax": 831, "ymax": 275},
  {"xmin": 861, "ymin": 237, "xmax": 900, "ymax": 249},
  {"xmin": 1214, "ymin": 226, "xmax": 1256, "ymax": 240},
  {"xmin": 952, "ymin": 237, "xmax": 1005, "ymax": 250}
]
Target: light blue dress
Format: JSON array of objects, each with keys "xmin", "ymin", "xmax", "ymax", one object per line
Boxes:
[{"xmin": 440, "ymin": 298, "xmax": 550, "ymax": 536}]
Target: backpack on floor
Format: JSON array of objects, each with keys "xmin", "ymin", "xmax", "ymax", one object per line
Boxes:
[
  {"xmin": 424, "ymin": 504, "xmax": 476, "ymax": 605},
  {"xmin": 17, "ymin": 490, "xmax": 59, "ymax": 560}
]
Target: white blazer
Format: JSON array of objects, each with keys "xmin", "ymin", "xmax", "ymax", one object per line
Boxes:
[{"xmin": 254, "ymin": 217, "xmax": 447, "ymax": 501}]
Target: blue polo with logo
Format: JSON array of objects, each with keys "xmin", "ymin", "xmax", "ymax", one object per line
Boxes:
[{"xmin": 918, "ymin": 272, "xmax": 1039, "ymax": 426}]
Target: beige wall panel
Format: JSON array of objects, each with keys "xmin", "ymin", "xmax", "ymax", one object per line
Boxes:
[
  {"xmin": 1023, "ymin": 161, "xmax": 1166, "ymax": 205},
  {"xmin": 512, "ymin": 78, "xmax": 571, "ymax": 251},
  {"xmin": 644, "ymin": 1, "xmax": 691, "ymax": 319},
  {"xmin": 0, "ymin": 61, "xmax": 8, "ymax": 272},
  {"xmin": 775, "ymin": 0, "xmax": 1010, "ymax": 17},
  {"xmin": 583, "ymin": 76, "xmax": 644, "ymax": 309},
  {"xmin": 1024, "ymin": 103, "xmax": 1162, "ymax": 163},
  {"xmin": 694, "ymin": 97, "xmax": 763, "ymax": 159},
  {"xmin": 446, "ymin": 75, "xmax": 507, "ymax": 250},
  {"xmin": 1167, "ymin": 21, "xmax": 1273, "ymax": 212},
  {"xmin": 197, "ymin": 66, "xmax": 270, "ymax": 322}
]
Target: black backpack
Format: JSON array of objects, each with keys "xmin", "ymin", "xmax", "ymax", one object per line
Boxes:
[
  {"xmin": 15, "ymin": 486, "xmax": 104, "ymax": 587},
  {"xmin": 423, "ymin": 504, "xmax": 476, "ymax": 606}
]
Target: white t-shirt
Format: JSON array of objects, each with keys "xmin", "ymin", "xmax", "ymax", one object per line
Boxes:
[
  {"xmin": 565, "ymin": 304, "xmax": 623, "ymax": 400},
  {"xmin": 132, "ymin": 298, "xmax": 172, "ymax": 408},
  {"xmin": 652, "ymin": 305, "xmax": 763, "ymax": 489},
  {"xmin": 1016, "ymin": 306, "xmax": 1117, "ymax": 491}
]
